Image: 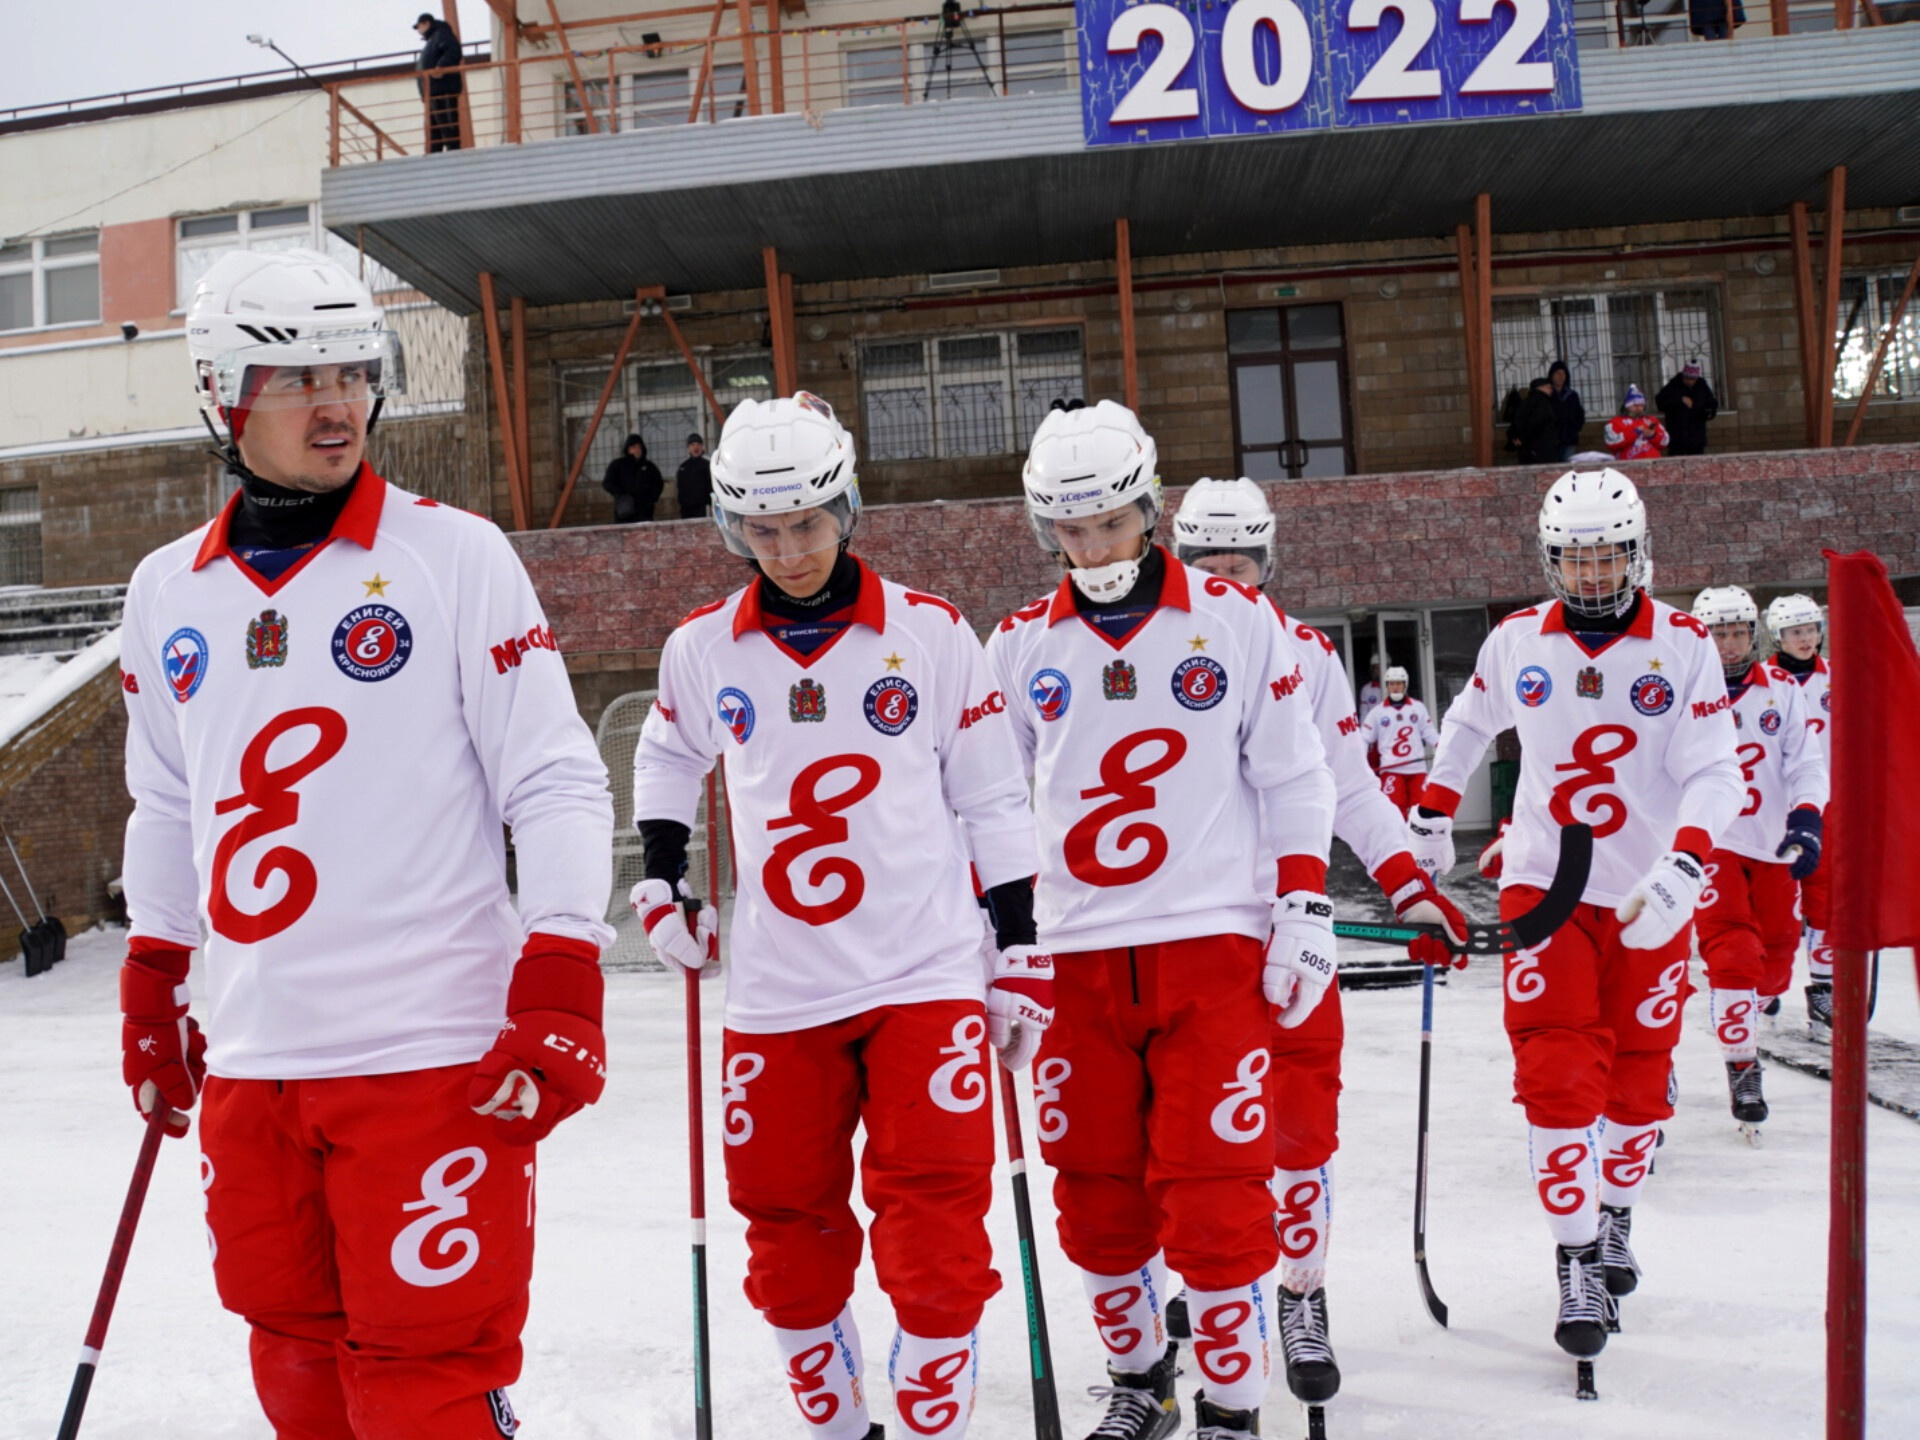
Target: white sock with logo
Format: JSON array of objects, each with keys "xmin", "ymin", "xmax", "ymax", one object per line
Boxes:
[
  {"xmin": 1807, "ymin": 929, "xmax": 1834, "ymax": 981},
  {"xmin": 1596, "ymin": 1117, "xmax": 1661, "ymax": 1209},
  {"xmin": 1710, "ymin": 987, "xmax": 1760, "ymax": 1063},
  {"xmin": 888, "ymin": 1327, "xmax": 978, "ymax": 1439},
  {"xmin": 770, "ymin": 1304, "xmax": 869, "ymax": 1438},
  {"xmin": 1184, "ymin": 1278, "xmax": 1272, "ymax": 1411},
  {"xmin": 1079, "ymin": 1257, "xmax": 1169, "ymax": 1372},
  {"xmin": 1528, "ymin": 1124, "xmax": 1600, "ymax": 1247},
  {"xmin": 1272, "ymin": 1163, "xmax": 1333, "ymax": 1295}
]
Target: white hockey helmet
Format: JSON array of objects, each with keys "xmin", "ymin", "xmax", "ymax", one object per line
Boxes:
[
  {"xmin": 186, "ymin": 248, "xmax": 402, "ymax": 425},
  {"xmin": 1537, "ymin": 467, "xmax": 1650, "ymax": 620},
  {"xmin": 1692, "ymin": 585, "xmax": 1759, "ymax": 628},
  {"xmin": 1765, "ymin": 592, "xmax": 1825, "ymax": 643},
  {"xmin": 1172, "ymin": 477, "xmax": 1276, "ymax": 585},
  {"xmin": 709, "ymin": 392, "xmax": 860, "ymax": 560},
  {"xmin": 1023, "ymin": 400, "xmax": 1162, "ymax": 601},
  {"xmin": 1385, "ymin": 665, "xmax": 1410, "ymax": 689}
]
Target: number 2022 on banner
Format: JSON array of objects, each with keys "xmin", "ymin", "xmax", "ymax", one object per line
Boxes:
[{"xmin": 1078, "ymin": 0, "xmax": 1582, "ymax": 148}]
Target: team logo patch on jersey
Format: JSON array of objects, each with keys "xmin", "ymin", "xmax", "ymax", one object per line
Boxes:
[
  {"xmin": 1515, "ymin": 666, "xmax": 1553, "ymax": 708},
  {"xmin": 864, "ymin": 677, "xmax": 919, "ymax": 736},
  {"xmin": 1759, "ymin": 708, "xmax": 1782, "ymax": 735},
  {"xmin": 1172, "ymin": 656, "xmax": 1228, "ymax": 711},
  {"xmin": 245, "ymin": 609, "xmax": 289, "ymax": 669},
  {"xmin": 1029, "ymin": 668, "xmax": 1071, "ymax": 722},
  {"xmin": 1630, "ymin": 673, "xmax": 1676, "ymax": 716},
  {"xmin": 331, "ymin": 606, "xmax": 413, "ymax": 682},
  {"xmin": 1102, "ymin": 658, "xmax": 1138, "ymax": 701},
  {"xmin": 1576, "ymin": 666, "xmax": 1603, "ymax": 700},
  {"xmin": 1821, "ymin": 690, "xmax": 1831, "ymax": 712},
  {"xmin": 161, "ymin": 627, "xmax": 209, "ymax": 703},
  {"xmin": 789, "ymin": 677, "xmax": 826, "ymax": 723},
  {"xmin": 717, "ymin": 687, "xmax": 756, "ymax": 743}
]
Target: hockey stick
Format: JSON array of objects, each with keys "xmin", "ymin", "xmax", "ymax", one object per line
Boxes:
[
  {"xmin": 56, "ymin": 1103, "xmax": 170, "ymax": 1440},
  {"xmin": 997, "ymin": 1066, "xmax": 1063, "ymax": 1440},
  {"xmin": 679, "ymin": 770, "xmax": 722, "ymax": 1440},
  {"xmin": 1412, "ymin": 954, "xmax": 1448, "ymax": 1329}
]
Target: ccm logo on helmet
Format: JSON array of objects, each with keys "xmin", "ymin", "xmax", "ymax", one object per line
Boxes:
[
  {"xmin": 958, "ymin": 690, "xmax": 1006, "ymax": 729},
  {"xmin": 490, "ymin": 623, "xmax": 558, "ymax": 674}
]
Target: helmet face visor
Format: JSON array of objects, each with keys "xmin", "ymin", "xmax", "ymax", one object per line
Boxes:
[
  {"xmin": 714, "ymin": 491, "xmax": 859, "ymax": 562},
  {"xmin": 1031, "ymin": 497, "xmax": 1155, "ymax": 566},
  {"xmin": 1174, "ymin": 542, "xmax": 1271, "ymax": 587},
  {"xmin": 208, "ymin": 331, "xmax": 406, "ymax": 411}
]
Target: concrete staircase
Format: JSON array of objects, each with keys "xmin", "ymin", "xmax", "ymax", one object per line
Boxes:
[{"xmin": 0, "ymin": 586, "xmax": 126, "ymax": 658}]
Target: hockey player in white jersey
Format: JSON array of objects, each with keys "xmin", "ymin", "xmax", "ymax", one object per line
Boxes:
[
  {"xmin": 1765, "ymin": 593, "xmax": 1837, "ymax": 1032},
  {"xmin": 118, "ymin": 249, "xmax": 615, "ymax": 1436},
  {"xmin": 1164, "ymin": 478, "xmax": 1469, "ymax": 1411},
  {"xmin": 1360, "ymin": 666, "xmax": 1442, "ymax": 818},
  {"xmin": 1408, "ymin": 469, "xmax": 1741, "ymax": 1367},
  {"xmin": 631, "ymin": 394, "xmax": 1045, "ymax": 1440},
  {"xmin": 986, "ymin": 408, "xmax": 1338, "ymax": 1440},
  {"xmin": 1690, "ymin": 587, "xmax": 1827, "ymax": 1134}
]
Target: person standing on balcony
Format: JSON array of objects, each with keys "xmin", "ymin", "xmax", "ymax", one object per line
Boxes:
[
  {"xmin": 415, "ymin": 12, "xmax": 465, "ymax": 153},
  {"xmin": 1549, "ymin": 360, "xmax": 1587, "ymax": 461},
  {"xmin": 602, "ymin": 433, "xmax": 664, "ymax": 523},
  {"xmin": 1688, "ymin": 0, "xmax": 1746, "ymax": 40},
  {"xmin": 1656, "ymin": 361, "xmax": 1719, "ymax": 457},
  {"xmin": 676, "ymin": 431, "xmax": 713, "ymax": 520},
  {"xmin": 1508, "ymin": 376, "xmax": 1563, "ymax": 466},
  {"xmin": 1602, "ymin": 386, "xmax": 1668, "ymax": 461}
]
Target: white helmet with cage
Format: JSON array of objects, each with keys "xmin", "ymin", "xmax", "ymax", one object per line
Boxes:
[
  {"xmin": 1765, "ymin": 592, "xmax": 1825, "ymax": 644},
  {"xmin": 186, "ymin": 248, "xmax": 402, "ymax": 430},
  {"xmin": 1172, "ymin": 476, "xmax": 1276, "ymax": 585},
  {"xmin": 1023, "ymin": 400, "xmax": 1162, "ymax": 601},
  {"xmin": 1692, "ymin": 585, "xmax": 1759, "ymax": 628},
  {"xmin": 709, "ymin": 392, "xmax": 860, "ymax": 560},
  {"xmin": 1537, "ymin": 467, "xmax": 1650, "ymax": 620}
]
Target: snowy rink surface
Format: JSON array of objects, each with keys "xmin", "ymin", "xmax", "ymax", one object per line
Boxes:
[{"xmin": 4, "ymin": 926, "xmax": 1918, "ymax": 1439}]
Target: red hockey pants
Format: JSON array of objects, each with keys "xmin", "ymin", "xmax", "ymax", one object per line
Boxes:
[
  {"xmin": 1270, "ymin": 973, "xmax": 1342, "ymax": 1172},
  {"xmin": 1378, "ymin": 772, "xmax": 1427, "ymax": 820},
  {"xmin": 1698, "ymin": 852, "xmax": 1802, "ymax": 998},
  {"xmin": 199, "ymin": 1066, "xmax": 533, "ymax": 1440},
  {"xmin": 1797, "ymin": 846, "xmax": 1831, "ymax": 930}
]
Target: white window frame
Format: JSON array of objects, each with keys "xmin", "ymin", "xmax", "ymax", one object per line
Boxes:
[
  {"xmin": 858, "ymin": 326, "xmax": 1085, "ymax": 462},
  {"xmin": 0, "ymin": 232, "xmax": 101, "ymax": 335},
  {"xmin": 174, "ymin": 206, "xmax": 321, "ymax": 312},
  {"xmin": 1833, "ymin": 271, "xmax": 1920, "ymax": 402}
]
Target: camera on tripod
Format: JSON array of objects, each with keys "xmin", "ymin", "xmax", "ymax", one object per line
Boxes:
[
  {"xmin": 940, "ymin": 0, "xmax": 964, "ymax": 31},
  {"xmin": 924, "ymin": 0, "xmax": 994, "ymax": 100}
]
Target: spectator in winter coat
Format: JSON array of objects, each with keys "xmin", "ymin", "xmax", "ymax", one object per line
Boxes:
[
  {"xmin": 1548, "ymin": 359, "xmax": 1586, "ymax": 460},
  {"xmin": 1655, "ymin": 361, "xmax": 1719, "ymax": 456},
  {"xmin": 602, "ymin": 434, "xmax": 665, "ymax": 523},
  {"xmin": 1689, "ymin": 0, "xmax": 1746, "ymax": 39},
  {"xmin": 414, "ymin": 14, "xmax": 464, "ymax": 152},
  {"xmin": 1603, "ymin": 385, "xmax": 1668, "ymax": 461},
  {"xmin": 1507, "ymin": 377, "xmax": 1563, "ymax": 465},
  {"xmin": 676, "ymin": 432, "xmax": 713, "ymax": 519}
]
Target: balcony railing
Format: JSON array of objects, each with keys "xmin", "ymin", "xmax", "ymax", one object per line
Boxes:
[{"xmin": 322, "ymin": 0, "xmax": 1899, "ymax": 166}]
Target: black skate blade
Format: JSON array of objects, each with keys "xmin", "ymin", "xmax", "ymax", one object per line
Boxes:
[
  {"xmin": 1575, "ymin": 1360, "xmax": 1598, "ymax": 1401},
  {"xmin": 1305, "ymin": 1402, "xmax": 1329, "ymax": 1439}
]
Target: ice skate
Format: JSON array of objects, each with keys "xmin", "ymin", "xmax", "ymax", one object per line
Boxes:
[
  {"xmin": 1759, "ymin": 994, "xmax": 1782, "ymax": 1018},
  {"xmin": 1726, "ymin": 1059, "xmax": 1768, "ymax": 1143},
  {"xmin": 1165, "ymin": 1288, "xmax": 1190, "ymax": 1341},
  {"xmin": 1806, "ymin": 981, "xmax": 1833, "ymax": 1040},
  {"xmin": 1192, "ymin": 1392, "xmax": 1260, "ymax": 1438},
  {"xmin": 1083, "ymin": 1341, "xmax": 1180, "ymax": 1440},
  {"xmin": 1597, "ymin": 1204, "xmax": 1641, "ymax": 1298},
  {"xmin": 1276, "ymin": 1285, "xmax": 1340, "ymax": 1404},
  {"xmin": 1553, "ymin": 1241, "xmax": 1611, "ymax": 1359}
]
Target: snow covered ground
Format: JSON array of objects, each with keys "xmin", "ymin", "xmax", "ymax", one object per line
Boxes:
[{"xmin": 5, "ymin": 926, "xmax": 1918, "ymax": 1439}]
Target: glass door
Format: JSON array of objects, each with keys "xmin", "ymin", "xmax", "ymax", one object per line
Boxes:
[{"xmin": 1227, "ymin": 304, "xmax": 1356, "ymax": 481}]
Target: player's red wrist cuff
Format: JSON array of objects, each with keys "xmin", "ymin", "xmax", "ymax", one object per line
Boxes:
[
  {"xmin": 1673, "ymin": 827, "xmax": 1713, "ymax": 860},
  {"xmin": 509, "ymin": 935, "xmax": 605, "ymax": 1023},
  {"xmin": 1371, "ymin": 852, "xmax": 1424, "ymax": 898},
  {"xmin": 126, "ymin": 937, "xmax": 192, "ymax": 978},
  {"xmin": 1419, "ymin": 785, "xmax": 1463, "ymax": 818},
  {"xmin": 1276, "ymin": 856, "xmax": 1329, "ymax": 896}
]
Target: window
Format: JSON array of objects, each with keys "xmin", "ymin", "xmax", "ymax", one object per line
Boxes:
[
  {"xmin": 562, "ymin": 79, "xmax": 611, "ymax": 135},
  {"xmin": 846, "ymin": 28, "xmax": 1070, "ymax": 106},
  {"xmin": 0, "ymin": 488, "xmax": 42, "ymax": 587},
  {"xmin": 1491, "ymin": 287, "xmax": 1723, "ymax": 419},
  {"xmin": 859, "ymin": 327, "xmax": 1084, "ymax": 462},
  {"xmin": 175, "ymin": 206, "xmax": 313, "ymax": 307},
  {"xmin": 1833, "ymin": 272, "xmax": 1920, "ymax": 401},
  {"xmin": 1225, "ymin": 305, "xmax": 1353, "ymax": 480},
  {"xmin": 0, "ymin": 233, "xmax": 100, "ymax": 334}
]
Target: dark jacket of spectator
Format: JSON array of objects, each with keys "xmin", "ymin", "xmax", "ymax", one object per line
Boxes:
[
  {"xmin": 1548, "ymin": 360, "xmax": 1586, "ymax": 454},
  {"xmin": 677, "ymin": 447, "xmax": 713, "ymax": 520},
  {"xmin": 1688, "ymin": 0, "xmax": 1746, "ymax": 37},
  {"xmin": 416, "ymin": 18, "xmax": 464, "ymax": 95},
  {"xmin": 1507, "ymin": 378, "xmax": 1563, "ymax": 465},
  {"xmin": 1655, "ymin": 371, "xmax": 1719, "ymax": 456},
  {"xmin": 602, "ymin": 435, "xmax": 665, "ymax": 523}
]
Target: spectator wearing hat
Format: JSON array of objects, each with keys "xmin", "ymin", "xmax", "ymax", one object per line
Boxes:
[
  {"xmin": 602, "ymin": 433, "xmax": 665, "ymax": 523},
  {"xmin": 1548, "ymin": 359, "xmax": 1586, "ymax": 461},
  {"xmin": 1656, "ymin": 361, "xmax": 1720, "ymax": 456},
  {"xmin": 414, "ymin": 13, "xmax": 465, "ymax": 153},
  {"xmin": 676, "ymin": 432, "xmax": 713, "ymax": 520},
  {"xmin": 1506, "ymin": 375, "xmax": 1563, "ymax": 465},
  {"xmin": 1603, "ymin": 385, "xmax": 1668, "ymax": 461}
]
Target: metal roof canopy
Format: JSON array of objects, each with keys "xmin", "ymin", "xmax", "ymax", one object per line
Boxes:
[{"xmin": 321, "ymin": 29, "xmax": 1920, "ymax": 316}]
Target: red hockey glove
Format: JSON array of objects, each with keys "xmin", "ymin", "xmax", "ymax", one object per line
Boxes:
[
  {"xmin": 468, "ymin": 935, "xmax": 607, "ymax": 1147},
  {"xmin": 1386, "ymin": 870, "xmax": 1472, "ymax": 971},
  {"xmin": 1478, "ymin": 819, "xmax": 1512, "ymax": 881},
  {"xmin": 986, "ymin": 944, "xmax": 1055, "ymax": 1071},
  {"xmin": 120, "ymin": 939, "xmax": 206, "ymax": 1139}
]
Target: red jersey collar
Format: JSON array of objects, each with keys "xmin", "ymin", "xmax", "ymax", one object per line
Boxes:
[
  {"xmin": 1540, "ymin": 592, "xmax": 1655, "ymax": 642},
  {"xmin": 733, "ymin": 554, "xmax": 887, "ymax": 641},
  {"xmin": 192, "ymin": 465, "xmax": 388, "ymax": 572},
  {"xmin": 1045, "ymin": 545, "xmax": 1191, "ymax": 626}
]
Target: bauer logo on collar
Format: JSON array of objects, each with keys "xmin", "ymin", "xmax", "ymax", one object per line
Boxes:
[
  {"xmin": 717, "ymin": 687, "xmax": 756, "ymax": 743},
  {"xmin": 1102, "ymin": 658, "xmax": 1138, "ymax": 700},
  {"xmin": 1631, "ymin": 673, "xmax": 1676, "ymax": 716},
  {"xmin": 1576, "ymin": 666, "xmax": 1603, "ymax": 700},
  {"xmin": 788, "ymin": 677, "xmax": 826, "ymax": 723},
  {"xmin": 1029, "ymin": 668, "xmax": 1071, "ymax": 722},
  {"xmin": 1172, "ymin": 655, "xmax": 1228, "ymax": 711},
  {"xmin": 246, "ymin": 609, "xmax": 289, "ymax": 669},
  {"xmin": 162, "ymin": 627, "xmax": 209, "ymax": 702},
  {"xmin": 1516, "ymin": 665, "xmax": 1552, "ymax": 708},
  {"xmin": 331, "ymin": 606, "xmax": 412, "ymax": 682},
  {"xmin": 864, "ymin": 677, "xmax": 918, "ymax": 735},
  {"xmin": 1759, "ymin": 708, "xmax": 1782, "ymax": 735}
]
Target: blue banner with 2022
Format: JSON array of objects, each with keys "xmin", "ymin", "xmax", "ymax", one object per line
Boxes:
[{"xmin": 1077, "ymin": 0, "xmax": 1581, "ymax": 147}]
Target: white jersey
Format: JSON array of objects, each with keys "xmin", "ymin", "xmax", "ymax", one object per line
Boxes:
[
  {"xmin": 1718, "ymin": 661, "xmax": 1829, "ymax": 864},
  {"xmin": 632, "ymin": 561, "xmax": 1037, "ymax": 1035},
  {"xmin": 1358, "ymin": 680, "xmax": 1383, "ymax": 720},
  {"xmin": 1361, "ymin": 697, "xmax": 1442, "ymax": 777},
  {"xmin": 986, "ymin": 552, "xmax": 1334, "ymax": 952},
  {"xmin": 120, "ymin": 473, "xmax": 615, "ymax": 1081},
  {"xmin": 1425, "ymin": 595, "xmax": 1743, "ymax": 909},
  {"xmin": 1777, "ymin": 654, "xmax": 1833, "ymax": 768}
]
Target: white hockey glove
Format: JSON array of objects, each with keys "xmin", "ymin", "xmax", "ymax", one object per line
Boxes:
[
  {"xmin": 1615, "ymin": 851, "xmax": 1707, "ymax": 951},
  {"xmin": 986, "ymin": 944, "xmax": 1055, "ymax": 1071},
  {"xmin": 631, "ymin": 877, "xmax": 718, "ymax": 973},
  {"xmin": 1267, "ymin": 890, "xmax": 1337, "ymax": 1029},
  {"xmin": 1407, "ymin": 809, "xmax": 1455, "ymax": 880}
]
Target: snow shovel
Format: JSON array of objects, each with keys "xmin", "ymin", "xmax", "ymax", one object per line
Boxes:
[
  {"xmin": 7, "ymin": 835, "xmax": 66, "ymax": 967},
  {"xmin": 0, "ymin": 864, "xmax": 51, "ymax": 976}
]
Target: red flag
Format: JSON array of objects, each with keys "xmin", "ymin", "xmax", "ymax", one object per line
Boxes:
[{"xmin": 1825, "ymin": 549, "xmax": 1920, "ymax": 951}]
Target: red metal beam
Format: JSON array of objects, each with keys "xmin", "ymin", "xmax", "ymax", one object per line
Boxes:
[
  {"xmin": 1473, "ymin": 193, "xmax": 1494, "ymax": 469},
  {"xmin": 764, "ymin": 247, "xmax": 794, "ymax": 395},
  {"xmin": 546, "ymin": 0, "xmax": 601, "ymax": 134},
  {"xmin": 548, "ymin": 292, "xmax": 649, "ymax": 528},
  {"xmin": 1457, "ymin": 222, "xmax": 1484, "ymax": 464},
  {"xmin": 658, "ymin": 298, "xmax": 728, "ymax": 424},
  {"xmin": 479, "ymin": 271, "xmax": 530, "ymax": 531},
  {"xmin": 1116, "ymin": 218, "xmax": 1138, "ymax": 412},
  {"xmin": 511, "ymin": 295, "xmax": 532, "ymax": 504},
  {"xmin": 1819, "ymin": 167, "xmax": 1849, "ymax": 447}
]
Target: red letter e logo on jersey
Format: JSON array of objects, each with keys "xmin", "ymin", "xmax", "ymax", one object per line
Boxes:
[{"xmin": 209, "ymin": 708, "xmax": 348, "ymax": 943}]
